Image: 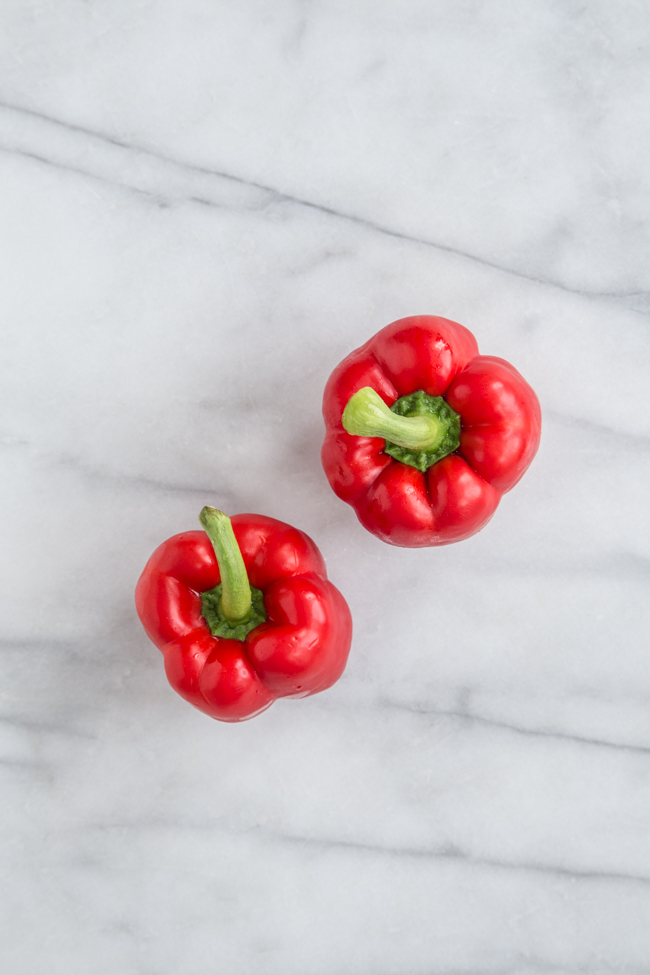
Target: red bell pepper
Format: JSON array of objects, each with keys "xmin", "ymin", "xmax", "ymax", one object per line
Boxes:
[
  {"xmin": 322, "ymin": 315, "xmax": 541, "ymax": 547},
  {"xmin": 135, "ymin": 507, "xmax": 352, "ymax": 722}
]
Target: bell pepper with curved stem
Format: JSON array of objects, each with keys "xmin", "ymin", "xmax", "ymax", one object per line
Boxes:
[
  {"xmin": 321, "ymin": 315, "xmax": 541, "ymax": 547},
  {"xmin": 135, "ymin": 507, "xmax": 353, "ymax": 722}
]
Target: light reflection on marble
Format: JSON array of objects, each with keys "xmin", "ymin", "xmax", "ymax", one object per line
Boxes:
[{"xmin": 1, "ymin": 2, "xmax": 650, "ymax": 972}]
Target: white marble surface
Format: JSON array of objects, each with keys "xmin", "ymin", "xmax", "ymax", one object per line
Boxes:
[{"xmin": 1, "ymin": 2, "xmax": 650, "ymax": 972}]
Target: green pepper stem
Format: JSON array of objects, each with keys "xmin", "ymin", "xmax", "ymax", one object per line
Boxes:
[
  {"xmin": 198, "ymin": 507, "xmax": 252, "ymax": 625},
  {"xmin": 342, "ymin": 387, "xmax": 445, "ymax": 452}
]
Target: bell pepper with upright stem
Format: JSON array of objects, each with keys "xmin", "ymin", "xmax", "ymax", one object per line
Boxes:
[
  {"xmin": 322, "ymin": 315, "xmax": 541, "ymax": 547},
  {"xmin": 135, "ymin": 507, "xmax": 352, "ymax": 722}
]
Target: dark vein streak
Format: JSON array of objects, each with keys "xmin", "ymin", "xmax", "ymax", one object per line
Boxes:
[
  {"xmin": 1, "ymin": 100, "xmax": 649, "ymax": 307},
  {"xmin": 379, "ymin": 700, "xmax": 650, "ymax": 756},
  {"xmin": 546, "ymin": 408, "xmax": 650, "ymax": 448},
  {"xmin": 52, "ymin": 450, "xmax": 233, "ymax": 496},
  {"xmin": 0, "ymin": 638, "xmax": 83, "ymax": 653},
  {"xmin": 2, "ymin": 145, "xmax": 161, "ymax": 201},
  {"xmin": 272, "ymin": 831, "xmax": 650, "ymax": 886},
  {"xmin": 0, "ymin": 714, "xmax": 95, "ymax": 739},
  {"xmin": 0, "ymin": 757, "xmax": 49, "ymax": 770},
  {"xmin": 72, "ymin": 819, "xmax": 650, "ymax": 888},
  {"xmin": 75, "ymin": 467, "xmax": 227, "ymax": 496}
]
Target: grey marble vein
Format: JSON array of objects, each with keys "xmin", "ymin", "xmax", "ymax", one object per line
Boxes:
[
  {"xmin": 1, "ymin": 99, "xmax": 649, "ymax": 311},
  {"xmin": 270, "ymin": 830, "xmax": 650, "ymax": 887},
  {"xmin": 375, "ymin": 701, "xmax": 650, "ymax": 757}
]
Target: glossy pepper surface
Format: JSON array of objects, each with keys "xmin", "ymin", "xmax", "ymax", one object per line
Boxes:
[
  {"xmin": 322, "ymin": 315, "xmax": 541, "ymax": 547},
  {"xmin": 135, "ymin": 508, "xmax": 352, "ymax": 722}
]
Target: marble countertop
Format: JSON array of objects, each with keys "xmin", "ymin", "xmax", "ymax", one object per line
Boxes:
[{"xmin": 2, "ymin": 3, "xmax": 650, "ymax": 972}]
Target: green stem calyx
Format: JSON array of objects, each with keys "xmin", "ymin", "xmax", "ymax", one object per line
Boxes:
[
  {"xmin": 198, "ymin": 506, "xmax": 266, "ymax": 641},
  {"xmin": 342, "ymin": 387, "xmax": 461, "ymax": 473}
]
